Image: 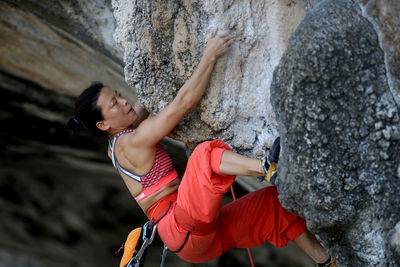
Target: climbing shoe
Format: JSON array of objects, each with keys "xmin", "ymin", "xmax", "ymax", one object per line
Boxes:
[
  {"xmin": 315, "ymin": 256, "xmax": 337, "ymax": 267},
  {"xmin": 257, "ymin": 136, "xmax": 280, "ymax": 185}
]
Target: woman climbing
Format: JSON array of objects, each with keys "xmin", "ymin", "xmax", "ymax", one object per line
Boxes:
[{"xmin": 68, "ymin": 29, "xmax": 336, "ymax": 267}]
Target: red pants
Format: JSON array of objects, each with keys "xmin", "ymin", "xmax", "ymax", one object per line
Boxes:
[{"xmin": 146, "ymin": 140, "xmax": 306, "ymax": 263}]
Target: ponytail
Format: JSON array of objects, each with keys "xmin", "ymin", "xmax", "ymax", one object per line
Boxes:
[{"xmin": 68, "ymin": 82, "xmax": 105, "ymax": 136}]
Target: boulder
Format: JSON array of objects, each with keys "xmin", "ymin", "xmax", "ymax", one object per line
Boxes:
[{"xmin": 271, "ymin": 0, "xmax": 400, "ymax": 265}]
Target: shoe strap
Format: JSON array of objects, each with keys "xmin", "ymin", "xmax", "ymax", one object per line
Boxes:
[{"xmin": 265, "ymin": 162, "xmax": 277, "ymax": 183}]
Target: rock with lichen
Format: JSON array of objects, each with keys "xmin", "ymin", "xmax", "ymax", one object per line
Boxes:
[{"xmin": 271, "ymin": 0, "xmax": 400, "ymax": 265}]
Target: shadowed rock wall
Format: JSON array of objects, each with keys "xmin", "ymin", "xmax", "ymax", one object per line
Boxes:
[
  {"xmin": 0, "ymin": 0, "xmax": 132, "ymax": 99},
  {"xmin": 271, "ymin": 0, "xmax": 400, "ymax": 265}
]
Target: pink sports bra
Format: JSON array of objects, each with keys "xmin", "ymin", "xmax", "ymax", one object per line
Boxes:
[{"xmin": 109, "ymin": 129, "xmax": 178, "ymax": 202}]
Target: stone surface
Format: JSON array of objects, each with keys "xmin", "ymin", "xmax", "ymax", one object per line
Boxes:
[
  {"xmin": 358, "ymin": 0, "xmax": 400, "ymax": 107},
  {"xmin": 112, "ymin": 0, "xmax": 305, "ymax": 154},
  {"xmin": 2, "ymin": 0, "xmax": 400, "ymax": 266},
  {"xmin": 0, "ymin": 1, "xmax": 315, "ymax": 265},
  {"xmin": 271, "ymin": 0, "xmax": 400, "ymax": 265},
  {"xmin": 0, "ymin": 0, "xmax": 132, "ymax": 99},
  {"xmin": 300, "ymin": 0, "xmax": 400, "ymax": 106}
]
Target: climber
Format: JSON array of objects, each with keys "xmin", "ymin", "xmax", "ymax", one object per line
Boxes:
[{"xmin": 68, "ymin": 29, "xmax": 336, "ymax": 267}]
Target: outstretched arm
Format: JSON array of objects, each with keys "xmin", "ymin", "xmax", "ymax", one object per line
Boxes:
[{"xmin": 132, "ymin": 29, "xmax": 233, "ymax": 147}]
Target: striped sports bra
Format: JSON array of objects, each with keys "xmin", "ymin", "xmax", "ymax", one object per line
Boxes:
[{"xmin": 109, "ymin": 129, "xmax": 178, "ymax": 202}]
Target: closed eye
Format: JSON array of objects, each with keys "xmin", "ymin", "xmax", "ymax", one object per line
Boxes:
[{"xmin": 110, "ymin": 96, "xmax": 117, "ymax": 107}]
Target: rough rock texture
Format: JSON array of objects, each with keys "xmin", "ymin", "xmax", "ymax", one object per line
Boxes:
[
  {"xmin": 114, "ymin": 0, "xmax": 400, "ymax": 265},
  {"xmin": 301, "ymin": 0, "xmax": 400, "ymax": 107},
  {"xmin": 0, "ymin": 0, "xmax": 132, "ymax": 99},
  {"xmin": 2, "ymin": 0, "xmax": 400, "ymax": 266},
  {"xmin": 0, "ymin": 1, "xmax": 316, "ymax": 265},
  {"xmin": 271, "ymin": 0, "xmax": 400, "ymax": 266},
  {"xmin": 112, "ymin": 0, "xmax": 305, "ymax": 154},
  {"xmin": 358, "ymin": 0, "xmax": 400, "ymax": 107},
  {"xmin": 300, "ymin": 0, "xmax": 322, "ymax": 11}
]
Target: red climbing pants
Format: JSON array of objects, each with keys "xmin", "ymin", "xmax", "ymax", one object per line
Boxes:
[{"xmin": 146, "ymin": 140, "xmax": 306, "ymax": 263}]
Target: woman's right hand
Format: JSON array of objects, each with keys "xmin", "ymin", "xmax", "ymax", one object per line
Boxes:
[{"xmin": 203, "ymin": 29, "xmax": 233, "ymax": 63}]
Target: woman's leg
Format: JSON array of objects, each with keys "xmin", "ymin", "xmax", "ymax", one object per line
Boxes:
[
  {"xmin": 162, "ymin": 140, "xmax": 236, "ymax": 261},
  {"xmin": 218, "ymin": 151, "xmax": 331, "ymax": 264},
  {"xmin": 293, "ymin": 230, "xmax": 330, "ymax": 263},
  {"xmin": 218, "ymin": 150, "xmax": 264, "ymax": 176}
]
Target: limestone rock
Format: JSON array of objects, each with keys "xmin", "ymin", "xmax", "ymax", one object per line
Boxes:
[
  {"xmin": 271, "ymin": 0, "xmax": 400, "ymax": 265},
  {"xmin": 112, "ymin": 0, "xmax": 305, "ymax": 154}
]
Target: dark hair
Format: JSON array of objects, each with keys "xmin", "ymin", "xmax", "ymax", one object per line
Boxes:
[{"xmin": 68, "ymin": 82, "xmax": 106, "ymax": 136}]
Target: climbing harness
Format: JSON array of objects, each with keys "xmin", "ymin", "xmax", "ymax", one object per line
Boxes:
[
  {"xmin": 130, "ymin": 222, "xmax": 157, "ymax": 267},
  {"xmin": 118, "ymin": 203, "xmax": 171, "ymax": 267}
]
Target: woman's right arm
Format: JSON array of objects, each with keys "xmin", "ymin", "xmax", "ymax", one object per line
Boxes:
[{"xmin": 132, "ymin": 29, "xmax": 233, "ymax": 148}]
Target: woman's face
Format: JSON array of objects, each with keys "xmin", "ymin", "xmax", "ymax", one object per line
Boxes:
[{"xmin": 95, "ymin": 87, "xmax": 137, "ymax": 133}]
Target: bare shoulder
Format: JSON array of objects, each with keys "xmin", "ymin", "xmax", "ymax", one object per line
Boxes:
[{"xmin": 116, "ymin": 131, "xmax": 156, "ymax": 175}]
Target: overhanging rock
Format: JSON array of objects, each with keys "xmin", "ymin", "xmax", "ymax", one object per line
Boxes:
[{"xmin": 271, "ymin": 0, "xmax": 400, "ymax": 265}]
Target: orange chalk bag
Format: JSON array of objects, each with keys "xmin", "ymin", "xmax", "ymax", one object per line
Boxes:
[
  {"xmin": 117, "ymin": 201, "xmax": 172, "ymax": 267},
  {"xmin": 117, "ymin": 220, "xmax": 168, "ymax": 267}
]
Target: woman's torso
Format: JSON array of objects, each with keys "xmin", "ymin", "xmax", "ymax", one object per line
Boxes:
[{"xmin": 108, "ymin": 130, "xmax": 180, "ymax": 213}]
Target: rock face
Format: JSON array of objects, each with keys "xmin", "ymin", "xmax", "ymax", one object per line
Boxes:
[
  {"xmin": 301, "ymin": 0, "xmax": 400, "ymax": 107},
  {"xmin": 0, "ymin": 1, "xmax": 314, "ymax": 266},
  {"xmin": 113, "ymin": 0, "xmax": 400, "ymax": 266},
  {"xmin": 271, "ymin": 0, "xmax": 400, "ymax": 265},
  {"xmin": 2, "ymin": 0, "xmax": 400, "ymax": 266},
  {"xmin": 0, "ymin": 0, "xmax": 132, "ymax": 99},
  {"xmin": 112, "ymin": 0, "xmax": 305, "ymax": 154}
]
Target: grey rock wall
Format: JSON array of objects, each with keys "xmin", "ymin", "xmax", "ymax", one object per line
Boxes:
[
  {"xmin": 301, "ymin": 0, "xmax": 400, "ymax": 107},
  {"xmin": 2, "ymin": 0, "xmax": 399, "ymax": 266},
  {"xmin": 271, "ymin": 0, "xmax": 400, "ymax": 265},
  {"xmin": 0, "ymin": 1, "xmax": 315, "ymax": 266},
  {"xmin": 112, "ymin": 0, "xmax": 305, "ymax": 154},
  {"xmin": 113, "ymin": 0, "xmax": 400, "ymax": 266}
]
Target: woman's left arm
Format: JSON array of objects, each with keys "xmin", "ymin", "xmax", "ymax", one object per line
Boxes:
[{"xmin": 132, "ymin": 101, "xmax": 150, "ymax": 128}]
